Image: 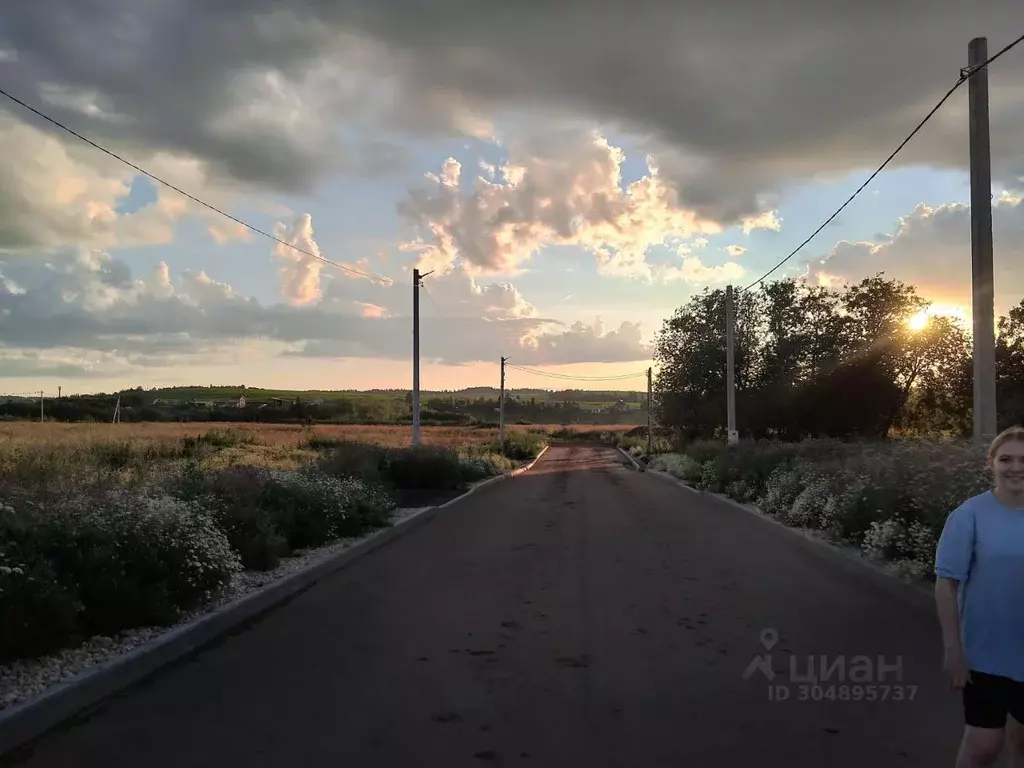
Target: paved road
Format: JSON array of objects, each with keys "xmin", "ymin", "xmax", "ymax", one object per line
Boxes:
[{"xmin": 6, "ymin": 445, "xmax": 964, "ymax": 767}]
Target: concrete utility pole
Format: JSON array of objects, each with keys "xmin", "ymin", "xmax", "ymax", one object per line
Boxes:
[
  {"xmin": 112, "ymin": 396, "xmax": 121, "ymax": 424},
  {"xmin": 725, "ymin": 285, "xmax": 738, "ymax": 446},
  {"xmin": 968, "ymin": 37, "xmax": 998, "ymax": 445},
  {"xmin": 646, "ymin": 366, "xmax": 654, "ymax": 455},
  {"xmin": 412, "ymin": 268, "xmax": 422, "ymax": 446},
  {"xmin": 411, "ymin": 267, "xmax": 435, "ymax": 446},
  {"xmin": 39, "ymin": 391, "xmax": 44, "ymax": 423},
  {"xmin": 499, "ymin": 356, "xmax": 508, "ymax": 446}
]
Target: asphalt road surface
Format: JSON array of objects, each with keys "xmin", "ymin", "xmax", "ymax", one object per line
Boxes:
[{"xmin": 5, "ymin": 444, "xmax": 965, "ymax": 767}]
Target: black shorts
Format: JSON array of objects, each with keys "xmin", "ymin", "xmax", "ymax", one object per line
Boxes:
[{"xmin": 963, "ymin": 670, "xmax": 1024, "ymax": 728}]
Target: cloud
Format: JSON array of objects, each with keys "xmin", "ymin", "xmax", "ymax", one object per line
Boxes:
[
  {"xmin": 7, "ymin": 3, "xmax": 1021, "ymax": 229},
  {"xmin": 807, "ymin": 194, "xmax": 1024, "ymax": 314},
  {"xmin": 273, "ymin": 213, "xmax": 325, "ymax": 305},
  {"xmin": 355, "ymin": 302, "xmax": 389, "ymax": 318},
  {"xmin": 399, "ymin": 128, "xmax": 756, "ymax": 279},
  {"xmin": 0, "ymin": 245, "xmax": 649, "ymax": 376},
  {"xmin": 520, "ymin": 318, "xmax": 648, "ymax": 366},
  {"xmin": 0, "ymin": 113, "xmax": 182, "ymax": 250}
]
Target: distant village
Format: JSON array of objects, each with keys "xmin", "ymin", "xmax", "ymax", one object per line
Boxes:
[{"xmin": 150, "ymin": 395, "xmax": 325, "ymax": 410}]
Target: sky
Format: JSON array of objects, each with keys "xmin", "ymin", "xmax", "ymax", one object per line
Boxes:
[{"xmin": 0, "ymin": 2, "xmax": 1023, "ymax": 396}]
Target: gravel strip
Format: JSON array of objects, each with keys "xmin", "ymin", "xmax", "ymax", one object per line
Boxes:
[{"xmin": 0, "ymin": 508, "xmax": 428, "ymax": 712}]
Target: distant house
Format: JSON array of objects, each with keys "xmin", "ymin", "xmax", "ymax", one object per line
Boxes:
[{"xmin": 237, "ymin": 395, "xmax": 246, "ymax": 409}]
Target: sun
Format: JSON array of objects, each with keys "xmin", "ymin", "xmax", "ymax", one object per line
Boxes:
[{"xmin": 908, "ymin": 311, "xmax": 929, "ymax": 332}]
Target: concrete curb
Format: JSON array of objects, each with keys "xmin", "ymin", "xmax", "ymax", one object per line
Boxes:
[
  {"xmin": 0, "ymin": 444, "xmax": 551, "ymax": 758},
  {"xmin": 641, "ymin": 467, "xmax": 935, "ymax": 612},
  {"xmin": 616, "ymin": 445, "xmax": 642, "ymax": 470}
]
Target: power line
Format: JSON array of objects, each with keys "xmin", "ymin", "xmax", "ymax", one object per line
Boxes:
[
  {"xmin": 506, "ymin": 363, "xmax": 647, "ymax": 382},
  {"xmin": 0, "ymin": 86, "xmax": 391, "ymax": 285},
  {"xmin": 419, "ymin": 281, "xmax": 443, "ymax": 318},
  {"xmin": 741, "ymin": 31, "xmax": 1024, "ymax": 293}
]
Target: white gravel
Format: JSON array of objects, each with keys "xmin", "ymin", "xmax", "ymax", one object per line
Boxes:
[{"xmin": 0, "ymin": 507, "xmax": 431, "ymax": 713}]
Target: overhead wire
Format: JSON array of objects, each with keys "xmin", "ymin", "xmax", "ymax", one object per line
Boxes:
[
  {"xmin": 419, "ymin": 281, "xmax": 443, "ymax": 318},
  {"xmin": 506, "ymin": 363, "xmax": 647, "ymax": 382},
  {"xmin": 740, "ymin": 31, "xmax": 1024, "ymax": 293},
  {"xmin": 0, "ymin": 86, "xmax": 392, "ymax": 285}
]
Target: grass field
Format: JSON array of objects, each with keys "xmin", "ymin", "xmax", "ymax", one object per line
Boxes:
[
  {"xmin": 0, "ymin": 422, "xmax": 630, "ymax": 449},
  {"xmin": 2, "ymin": 420, "xmax": 615, "ymax": 663}
]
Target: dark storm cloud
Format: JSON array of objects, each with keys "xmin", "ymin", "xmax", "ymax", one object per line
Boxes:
[{"xmin": 3, "ymin": 1, "xmax": 1021, "ymax": 224}]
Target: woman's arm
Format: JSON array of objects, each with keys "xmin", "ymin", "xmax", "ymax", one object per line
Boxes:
[
  {"xmin": 934, "ymin": 577, "xmax": 963, "ymax": 655},
  {"xmin": 935, "ymin": 576, "xmax": 971, "ymax": 688}
]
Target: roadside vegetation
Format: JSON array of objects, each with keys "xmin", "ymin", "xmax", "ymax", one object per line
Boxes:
[
  {"xmin": 648, "ymin": 438, "xmax": 989, "ymax": 581},
  {"xmin": 0, "ymin": 424, "xmax": 550, "ymax": 663}
]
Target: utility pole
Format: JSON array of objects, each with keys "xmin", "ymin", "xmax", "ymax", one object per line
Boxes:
[
  {"xmin": 112, "ymin": 396, "xmax": 121, "ymax": 424},
  {"xmin": 725, "ymin": 285, "xmax": 738, "ymax": 446},
  {"xmin": 967, "ymin": 37, "xmax": 997, "ymax": 445},
  {"xmin": 411, "ymin": 267, "xmax": 433, "ymax": 447},
  {"xmin": 499, "ymin": 356, "xmax": 508, "ymax": 446},
  {"xmin": 646, "ymin": 366, "xmax": 653, "ymax": 455},
  {"xmin": 58, "ymin": 386, "xmax": 61, "ymax": 399},
  {"xmin": 39, "ymin": 391, "xmax": 44, "ymax": 423}
]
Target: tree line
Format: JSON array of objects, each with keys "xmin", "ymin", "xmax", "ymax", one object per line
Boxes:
[
  {"xmin": 652, "ymin": 273, "xmax": 1024, "ymax": 440},
  {"xmin": 0, "ymin": 389, "xmax": 647, "ymax": 427}
]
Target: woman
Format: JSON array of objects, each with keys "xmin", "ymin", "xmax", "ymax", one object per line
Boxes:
[{"xmin": 935, "ymin": 425, "xmax": 1024, "ymax": 768}]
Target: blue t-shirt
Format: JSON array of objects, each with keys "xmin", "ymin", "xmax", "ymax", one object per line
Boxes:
[{"xmin": 934, "ymin": 490, "xmax": 1024, "ymax": 682}]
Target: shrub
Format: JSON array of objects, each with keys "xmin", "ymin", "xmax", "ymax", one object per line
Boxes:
[
  {"xmin": 757, "ymin": 464, "xmax": 809, "ymax": 519},
  {"xmin": 380, "ymin": 446, "xmax": 465, "ymax": 490},
  {"xmin": 861, "ymin": 519, "xmax": 938, "ymax": 578},
  {"xmin": 788, "ymin": 476, "xmax": 833, "ymax": 528},
  {"xmin": 687, "ymin": 440, "xmax": 728, "ymax": 467},
  {"xmin": 0, "ymin": 544, "xmax": 81, "ymax": 662},
  {"xmin": 317, "ymin": 442, "xmax": 387, "ymax": 485},
  {"xmin": 0, "ymin": 492, "xmax": 241, "ymax": 658},
  {"xmin": 266, "ymin": 471, "xmax": 395, "ymax": 549},
  {"xmin": 170, "ymin": 465, "xmax": 289, "ymax": 571},
  {"xmin": 172, "ymin": 463, "xmax": 397, "ymax": 567},
  {"xmin": 500, "ymin": 430, "xmax": 547, "ymax": 460},
  {"xmin": 650, "ymin": 454, "xmax": 704, "ymax": 484},
  {"xmin": 459, "ymin": 457, "xmax": 501, "ymax": 482}
]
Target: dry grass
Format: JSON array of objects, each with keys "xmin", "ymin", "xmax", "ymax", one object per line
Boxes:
[
  {"xmin": 0, "ymin": 422, "xmax": 634, "ymax": 477},
  {"xmin": 0, "ymin": 422, "xmax": 630, "ymax": 450}
]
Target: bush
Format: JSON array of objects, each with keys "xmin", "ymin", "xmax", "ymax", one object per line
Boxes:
[
  {"xmin": 170, "ymin": 464, "xmax": 396, "ymax": 568},
  {"xmin": 317, "ymin": 442, "xmax": 387, "ymax": 485},
  {"xmin": 266, "ymin": 470, "xmax": 395, "ymax": 548},
  {"xmin": 459, "ymin": 457, "xmax": 501, "ymax": 482},
  {"xmin": 500, "ymin": 430, "xmax": 547, "ymax": 460},
  {"xmin": 381, "ymin": 446, "xmax": 465, "ymax": 490},
  {"xmin": 650, "ymin": 454, "xmax": 704, "ymax": 484},
  {"xmin": 788, "ymin": 476, "xmax": 833, "ymax": 528},
  {"xmin": 0, "ymin": 492, "xmax": 241, "ymax": 659},
  {"xmin": 656, "ymin": 437, "xmax": 991, "ymax": 579},
  {"xmin": 174, "ymin": 465, "xmax": 288, "ymax": 571},
  {"xmin": 756, "ymin": 464, "xmax": 809, "ymax": 519},
  {"xmin": 0, "ymin": 545, "xmax": 81, "ymax": 662}
]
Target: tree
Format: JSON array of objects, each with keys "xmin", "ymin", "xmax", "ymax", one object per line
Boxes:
[
  {"xmin": 652, "ymin": 286, "xmax": 759, "ymax": 439},
  {"xmin": 652, "ymin": 272, "xmax": 975, "ymax": 440},
  {"xmin": 997, "ymin": 300, "xmax": 1024, "ymax": 428},
  {"xmin": 895, "ymin": 315, "xmax": 972, "ymax": 436}
]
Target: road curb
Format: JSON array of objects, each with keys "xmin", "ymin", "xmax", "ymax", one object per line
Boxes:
[
  {"xmin": 642, "ymin": 468, "xmax": 935, "ymax": 612},
  {"xmin": 616, "ymin": 446, "xmax": 642, "ymax": 470},
  {"xmin": 0, "ymin": 444, "xmax": 551, "ymax": 758}
]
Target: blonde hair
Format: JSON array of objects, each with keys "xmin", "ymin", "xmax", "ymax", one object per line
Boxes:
[{"xmin": 987, "ymin": 426, "xmax": 1024, "ymax": 468}]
